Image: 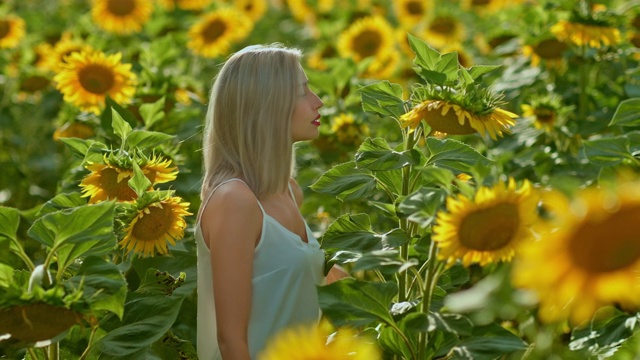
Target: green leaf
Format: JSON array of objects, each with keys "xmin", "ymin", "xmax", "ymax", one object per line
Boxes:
[
  {"xmin": 68, "ymin": 256, "xmax": 127, "ymax": 319},
  {"xmin": 129, "ymin": 161, "xmax": 152, "ymax": 198},
  {"xmin": 94, "ymin": 293, "xmax": 184, "ymax": 358},
  {"xmin": 426, "ymin": 138, "xmax": 492, "ymax": 172},
  {"xmin": 349, "ymin": 249, "xmax": 404, "ymax": 274},
  {"xmin": 0, "ymin": 206, "xmax": 20, "ymax": 249},
  {"xmin": 355, "ymin": 138, "xmax": 422, "ymax": 171},
  {"xmin": 28, "ymin": 203, "xmax": 116, "ymax": 272},
  {"xmin": 58, "ymin": 138, "xmax": 105, "ymax": 159},
  {"xmin": 408, "ymin": 33, "xmax": 439, "ymax": 69},
  {"xmin": 428, "ymin": 312, "xmax": 473, "ymax": 336},
  {"xmin": 582, "ymin": 136, "xmax": 633, "ymax": 166},
  {"xmin": 397, "ymin": 187, "xmax": 447, "ymax": 227},
  {"xmin": 379, "ymin": 323, "xmax": 417, "ymax": 360},
  {"xmin": 0, "ymin": 263, "xmax": 13, "ymax": 288},
  {"xmin": 320, "ymin": 213, "xmax": 379, "ymax": 252},
  {"xmin": 310, "ymin": 162, "xmax": 377, "ymax": 202},
  {"xmin": 318, "ymin": 278, "xmax": 398, "ymax": 327},
  {"xmin": 112, "ymin": 108, "xmax": 133, "ymax": 142},
  {"xmin": 449, "ymin": 323, "xmax": 527, "ymax": 360},
  {"xmin": 609, "ymin": 98, "xmax": 640, "ymax": 127},
  {"xmin": 136, "ymin": 268, "xmax": 186, "ymax": 296},
  {"xmin": 36, "ymin": 192, "xmax": 86, "ymax": 217},
  {"xmin": 126, "ymin": 130, "xmax": 175, "ymax": 149},
  {"xmin": 139, "ymin": 97, "xmax": 166, "ymax": 128},
  {"xmin": 467, "ymin": 65, "xmax": 501, "ymax": 80},
  {"xmin": 359, "ymin": 81, "xmax": 406, "ymax": 119},
  {"xmin": 437, "ymin": 52, "xmax": 461, "ymax": 83}
]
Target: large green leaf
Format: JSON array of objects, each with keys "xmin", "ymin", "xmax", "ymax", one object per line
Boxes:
[
  {"xmin": 407, "ymin": 34, "xmax": 458, "ymax": 85},
  {"xmin": 68, "ymin": 256, "xmax": 127, "ymax": 319},
  {"xmin": 320, "ymin": 213, "xmax": 379, "ymax": 252},
  {"xmin": 426, "ymin": 138, "xmax": 492, "ymax": 172},
  {"xmin": 355, "ymin": 138, "xmax": 422, "ymax": 171},
  {"xmin": 58, "ymin": 138, "xmax": 105, "ymax": 159},
  {"xmin": 28, "ymin": 202, "xmax": 116, "ymax": 271},
  {"xmin": 126, "ymin": 130, "xmax": 175, "ymax": 149},
  {"xmin": 397, "ymin": 187, "xmax": 447, "ymax": 227},
  {"xmin": 112, "ymin": 108, "xmax": 133, "ymax": 143},
  {"xmin": 36, "ymin": 192, "xmax": 86, "ymax": 217},
  {"xmin": 608, "ymin": 98, "xmax": 640, "ymax": 127},
  {"xmin": 94, "ymin": 293, "xmax": 184, "ymax": 358},
  {"xmin": 582, "ymin": 136, "xmax": 633, "ymax": 166},
  {"xmin": 0, "ymin": 206, "xmax": 20, "ymax": 252},
  {"xmin": 359, "ymin": 81, "xmax": 406, "ymax": 119},
  {"xmin": 310, "ymin": 161, "xmax": 377, "ymax": 202},
  {"xmin": 318, "ymin": 278, "xmax": 398, "ymax": 327},
  {"xmin": 449, "ymin": 323, "xmax": 527, "ymax": 359}
]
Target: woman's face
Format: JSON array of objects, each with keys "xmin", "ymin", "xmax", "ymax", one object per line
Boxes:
[{"xmin": 291, "ymin": 66, "xmax": 323, "ymax": 143}]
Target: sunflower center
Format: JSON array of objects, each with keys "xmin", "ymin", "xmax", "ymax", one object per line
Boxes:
[
  {"xmin": 429, "ymin": 17, "xmax": 455, "ymax": 36},
  {"xmin": 202, "ymin": 19, "xmax": 227, "ymax": 42},
  {"xmin": 99, "ymin": 167, "xmax": 137, "ymax": 201},
  {"xmin": 534, "ymin": 107, "xmax": 556, "ymax": 124},
  {"xmin": 131, "ymin": 205, "xmax": 172, "ymax": 241},
  {"xmin": 471, "ymin": 0, "xmax": 491, "ymax": 5},
  {"xmin": 107, "ymin": 0, "xmax": 136, "ymax": 16},
  {"xmin": 458, "ymin": 203, "xmax": 519, "ymax": 251},
  {"xmin": 631, "ymin": 33, "xmax": 640, "ymax": 48},
  {"xmin": 569, "ymin": 206, "xmax": 640, "ymax": 273},
  {"xmin": 353, "ymin": 30, "xmax": 382, "ymax": 58},
  {"xmin": 406, "ymin": 1, "xmax": 424, "ymax": 15},
  {"xmin": 20, "ymin": 75, "xmax": 50, "ymax": 93},
  {"xmin": 79, "ymin": 64, "xmax": 115, "ymax": 94},
  {"xmin": 0, "ymin": 20, "xmax": 9, "ymax": 39},
  {"xmin": 533, "ymin": 39, "xmax": 568, "ymax": 60},
  {"xmin": 423, "ymin": 103, "xmax": 477, "ymax": 135}
]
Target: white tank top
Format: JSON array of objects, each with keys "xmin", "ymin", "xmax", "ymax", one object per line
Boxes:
[{"xmin": 196, "ymin": 179, "xmax": 325, "ymax": 359}]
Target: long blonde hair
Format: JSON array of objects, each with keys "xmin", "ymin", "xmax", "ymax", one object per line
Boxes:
[{"xmin": 201, "ymin": 44, "xmax": 302, "ymax": 201}]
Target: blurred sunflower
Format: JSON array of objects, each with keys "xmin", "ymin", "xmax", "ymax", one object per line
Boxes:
[
  {"xmin": 80, "ymin": 154, "xmax": 178, "ymax": 203},
  {"xmin": 520, "ymin": 94, "xmax": 564, "ymax": 132},
  {"xmin": 156, "ymin": 0, "xmax": 213, "ymax": 11},
  {"xmin": 337, "ymin": 16, "xmax": 396, "ymax": 78},
  {"xmin": 259, "ymin": 322, "xmax": 381, "ymax": 360},
  {"xmin": 433, "ymin": 178, "xmax": 539, "ymax": 267},
  {"xmin": 119, "ymin": 195, "xmax": 192, "ymax": 257},
  {"xmin": 331, "ymin": 113, "xmax": 370, "ymax": 146},
  {"xmin": 286, "ymin": 0, "xmax": 334, "ymax": 24},
  {"xmin": 461, "ymin": 0, "xmax": 520, "ymax": 12},
  {"xmin": 550, "ymin": 6, "xmax": 621, "ymax": 49},
  {"xmin": 307, "ymin": 43, "xmax": 338, "ymax": 70},
  {"xmin": 53, "ymin": 50, "xmax": 137, "ymax": 114},
  {"xmin": 91, "ymin": 0, "xmax": 153, "ymax": 35},
  {"xmin": 422, "ymin": 14, "xmax": 465, "ymax": 49},
  {"xmin": 392, "ymin": 0, "xmax": 432, "ymax": 29},
  {"xmin": 46, "ymin": 33, "xmax": 95, "ymax": 73},
  {"xmin": 187, "ymin": 8, "xmax": 253, "ymax": 58},
  {"xmin": 440, "ymin": 43, "xmax": 473, "ymax": 68},
  {"xmin": 0, "ymin": 14, "xmax": 26, "ymax": 49},
  {"xmin": 33, "ymin": 42, "xmax": 55, "ymax": 71},
  {"xmin": 400, "ymin": 99, "xmax": 517, "ymax": 140},
  {"xmin": 235, "ymin": 0, "xmax": 268, "ymax": 21},
  {"xmin": 53, "ymin": 122, "xmax": 95, "ymax": 141},
  {"xmin": 513, "ymin": 180, "xmax": 640, "ymax": 325},
  {"xmin": 522, "ymin": 37, "xmax": 568, "ymax": 69}
]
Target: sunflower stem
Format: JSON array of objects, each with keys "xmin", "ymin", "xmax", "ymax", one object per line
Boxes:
[
  {"xmin": 417, "ymin": 241, "xmax": 443, "ymax": 359},
  {"xmin": 48, "ymin": 343, "xmax": 59, "ymax": 360},
  {"xmin": 398, "ymin": 129, "xmax": 418, "ymax": 302}
]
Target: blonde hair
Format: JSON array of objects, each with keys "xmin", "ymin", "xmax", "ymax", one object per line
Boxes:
[{"xmin": 201, "ymin": 44, "xmax": 303, "ymax": 200}]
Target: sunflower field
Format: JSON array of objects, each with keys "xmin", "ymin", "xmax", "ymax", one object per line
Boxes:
[{"xmin": 2, "ymin": 0, "xmax": 640, "ymax": 358}]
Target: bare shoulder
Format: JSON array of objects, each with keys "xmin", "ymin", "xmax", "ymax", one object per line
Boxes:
[
  {"xmin": 289, "ymin": 178, "xmax": 304, "ymax": 207},
  {"xmin": 200, "ymin": 181, "xmax": 262, "ymax": 244}
]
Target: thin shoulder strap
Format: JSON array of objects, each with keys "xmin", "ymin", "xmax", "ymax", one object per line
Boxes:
[{"xmin": 197, "ymin": 178, "xmax": 264, "ymax": 223}]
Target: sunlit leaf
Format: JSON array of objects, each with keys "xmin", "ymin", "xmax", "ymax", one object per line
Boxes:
[
  {"xmin": 129, "ymin": 161, "xmax": 152, "ymax": 198},
  {"xmin": 359, "ymin": 81, "xmax": 406, "ymax": 119},
  {"xmin": 126, "ymin": 130, "xmax": 175, "ymax": 149}
]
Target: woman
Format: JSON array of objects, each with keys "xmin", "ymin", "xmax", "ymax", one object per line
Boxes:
[{"xmin": 196, "ymin": 44, "xmax": 341, "ymax": 360}]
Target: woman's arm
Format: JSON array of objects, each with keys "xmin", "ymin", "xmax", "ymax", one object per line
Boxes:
[{"xmin": 201, "ymin": 182, "xmax": 262, "ymax": 360}]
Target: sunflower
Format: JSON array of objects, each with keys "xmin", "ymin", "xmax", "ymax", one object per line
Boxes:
[
  {"xmin": 392, "ymin": 0, "xmax": 432, "ymax": 29},
  {"xmin": 187, "ymin": 8, "xmax": 253, "ymax": 58},
  {"xmin": 513, "ymin": 180, "xmax": 640, "ymax": 325},
  {"xmin": 522, "ymin": 38, "xmax": 568, "ymax": 69},
  {"xmin": 0, "ymin": 15, "xmax": 26, "ymax": 49},
  {"xmin": 307, "ymin": 43, "xmax": 338, "ymax": 70},
  {"xmin": 422, "ymin": 15, "xmax": 465, "ymax": 50},
  {"xmin": 259, "ymin": 322, "xmax": 381, "ymax": 360},
  {"xmin": 53, "ymin": 50, "xmax": 137, "ymax": 114},
  {"xmin": 400, "ymin": 99, "xmax": 517, "ymax": 140},
  {"xmin": 520, "ymin": 95, "xmax": 565, "ymax": 133},
  {"xmin": 286, "ymin": 0, "xmax": 335, "ymax": 24},
  {"xmin": 80, "ymin": 155, "xmax": 177, "ymax": 203},
  {"xmin": 156, "ymin": 0, "xmax": 213, "ymax": 11},
  {"xmin": 234, "ymin": 0, "xmax": 268, "ymax": 22},
  {"xmin": 337, "ymin": 16, "xmax": 396, "ymax": 78},
  {"xmin": 119, "ymin": 196, "xmax": 192, "ymax": 257},
  {"xmin": 331, "ymin": 113, "xmax": 370, "ymax": 146},
  {"xmin": 461, "ymin": 0, "xmax": 523, "ymax": 13},
  {"xmin": 91, "ymin": 0, "xmax": 153, "ymax": 35},
  {"xmin": 46, "ymin": 33, "xmax": 95, "ymax": 73},
  {"xmin": 432, "ymin": 178, "xmax": 539, "ymax": 267},
  {"xmin": 551, "ymin": 19, "xmax": 621, "ymax": 49},
  {"xmin": 53, "ymin": 122, "xmax": 95, "ymax": 141}
]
